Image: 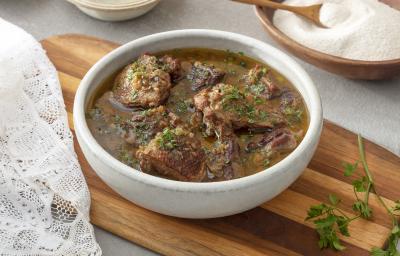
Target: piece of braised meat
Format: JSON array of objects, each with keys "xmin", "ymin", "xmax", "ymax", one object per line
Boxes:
[
  {"xmin": 113, "ymin": 54, "xmax": 172, "ymax": 108},
  {"xmin": 136, "ymin": 127, "xmax": 207, "ymax": 182},
  {"xmin": 193, "ymin": 83, "xmax": 285, "ymax": 136},
  {"xmin": 279, "ymin": 88, "xmax": 304, "ymax": 124},
  {"xmin": 117, "ymin": 106, "xmax": 181, "ymax": 147},
  {"xmin": 205, "ymin": 126, "xmax": 244, "ymax": 180},
  {"xmin": 244, "ymin": 65, "xmax": 282, "ymax": 100},
  {"xmin": 245, "ymin": 128, "xmax": 297, "ymax": 153},
  {"xmin": 158, "ymin": 55, "xmax": 184, "ymax": 82},
  {"xmin": 112, "ymin": 54, "xmax": 184, "ymax": 108},
  {"xmin": 187, "ymin": 62, "xmax": 225, "ymax": 91}
]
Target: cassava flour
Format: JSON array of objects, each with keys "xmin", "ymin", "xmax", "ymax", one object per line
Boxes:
[{"xmin": 273, "ymin": 0, "xmax": 400, "ymax": 61}]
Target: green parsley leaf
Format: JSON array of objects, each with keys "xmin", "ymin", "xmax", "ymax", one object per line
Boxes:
[
  {"xmin": 263, "ymin": 159, "xmax": 270, "ymax": 168},
  {"xmin": 176, "ymin": 100, "xmax": 188, "ymax": 113},
  {"xmin": 352, "ymin": 200, "xmax": 372, "ymax": 219},
  {"xmin": 352, "ymin": 176, "xmax": 368, "ymax": 192},
  {"xmin": 254, "ymin": 97, "xmax": 264, "ymax": 105},
  {"xmin": 371, "ymin": 247, "xmax": 389, "ymax": 256},
  {"xmin": 392, "ymin": 200, "xmax": 400, "ymax": 212},
  {"xmin": 306, "ymin": 203, "xmax": 327, "ymax": 220},
  {"xmin": 336, "ymin": 216, "xmax": 350, "ymax": 236},
  {"xmin": 314, "ymin": 217, "xmax": 346, "ymax": 251},
  {"xmin": 314, "ymin": 214, "xmax": 337, "ymax": 229},
  {"xmin": 392, "ymin": 225, "xmax": 400, "ymax": 235},
  {"xmin": 157, "ymin": 128, "xmax": 178, "ymax": 150},
  {"xmin": 343, "ymin": 161, "xmax": 359, "ymax": 176},
  {"xmin": 329, "ymin": 194, "xmax": 340, "ymax": 206}
]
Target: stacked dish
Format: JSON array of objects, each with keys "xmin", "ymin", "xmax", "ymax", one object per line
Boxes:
[{"xmin": 68, "ymin": 0, "xmax": 160, "ymax": 21}]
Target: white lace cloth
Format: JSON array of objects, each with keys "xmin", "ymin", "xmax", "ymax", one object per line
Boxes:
[{"xmin": 0, "ymin": 19, "xmax": 101, "ymax": 255}]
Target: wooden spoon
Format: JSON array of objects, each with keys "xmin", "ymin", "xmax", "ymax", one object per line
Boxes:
[{"xmin": 232, "ymin": 0, "xmax": 326, "ymax": 28}]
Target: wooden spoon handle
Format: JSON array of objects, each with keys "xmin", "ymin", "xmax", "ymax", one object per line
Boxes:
[
  {"xmin": 231, "ymin": 0, "xmax": 304, "ymax": 13},
  {"xmin": 231, "ymin": 0, "xmax": 326, "ymax": 28}
]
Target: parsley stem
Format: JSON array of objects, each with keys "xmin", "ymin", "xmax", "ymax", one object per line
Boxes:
[
  {"xmin": 353, "ymin": 186, "xmax": 360, "ymax": 201},
  {"xmin": 358, "ymin": 135, "xmax": 397, "ymax": 222},
  {"xmin": 358, "ymin": 134, "xmax": 374, "ymax": 213},
  {"xmin": 335, "ymin": 208, "xmax": 351, "ymax": 220},
  {"xmin": 357, "ymin": 134, "xmax": 374, "ymax": 184},
  {"xmin": 373, "ymin": 187, "xmax": 396, "ymax": 221}
]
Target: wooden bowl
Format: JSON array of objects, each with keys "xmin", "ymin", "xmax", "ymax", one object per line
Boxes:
[{"xmin": 255, "ymin": 4, "xmax": 400, "ymax": 80}]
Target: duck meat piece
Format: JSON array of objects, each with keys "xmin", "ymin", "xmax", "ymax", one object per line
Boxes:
[
  {"xmin": 244, "ymin": 65, "xmax": 282, "ymax": 100},
  {"xmin": 201, "ymin": 109, "xmax": 229, "ymax": 138},
  {"xmin": 189, "ymin": 111, "xmax": 203, "ymax": 129},
  {"xmin": 193, "ymin": 83, "xmax": 285, "ymax": 136},
  {"xmin": 136, "ymin": 127, "xmax": 207, "ymax": 182},
  {"xmin": 132, "ymin": 53, "xmax": 183, "ymax": 81},
  {"xmin": 112, "ymin": 54, "xmax": 172, "ymax": 108},
  {"xmin": 245, "ymin": 128, "xmax": 297, "ymax": 153},
  {"xmin": 187, "ymin": 61, "xmax": 225, "ymax": 91},
  {"xmin": 279, "ymin": 88, "xmax": 305, "ymax": 124},
  {"xmin": 91, "ymin": 93, "xmax": 180, "ymax": 146},
  {"xmin": 158, "ymin": 55, "xmax": 184, "ymax": 82},
  {"xmin": 206, "ymin": 128, "xmax": 244, "ymax": 180},
  {"xmin": 280, "ymin": 88, "xmax": 302, "ymax": 111},
  {"xmin": 116, "ymin": 106, "xmax": 181, "ymax": 147}
]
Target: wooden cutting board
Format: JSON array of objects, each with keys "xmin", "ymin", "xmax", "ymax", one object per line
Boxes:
[{"xmin": 41, "ymin": 34, "xmax": 400, "ymax": 256}]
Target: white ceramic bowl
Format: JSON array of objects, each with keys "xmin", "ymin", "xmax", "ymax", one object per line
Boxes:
[
  {"xmin": 68, "ymin": 0, "xmax": 160, "ymax": 21},
  {"xmin": 74, "ymin": 29, "xmax": 323, "ymax": 219}
]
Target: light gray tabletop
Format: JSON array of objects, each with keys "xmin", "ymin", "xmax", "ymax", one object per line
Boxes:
[{"xmin": 1, "ymin": 0, "xmax": 399, "ymax": 255}]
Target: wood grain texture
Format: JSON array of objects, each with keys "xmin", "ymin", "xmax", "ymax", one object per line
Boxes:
[
  {"xmin": 254, "ymin": 1, "xmax": 400, "ymax": 80},
  {"xmin": 41, "ymin": 34, "xmax": 400, "ymax": 256}
]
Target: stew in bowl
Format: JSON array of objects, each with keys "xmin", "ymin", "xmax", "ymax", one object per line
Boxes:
[{"xmin": 86, "ymin": 48, "xmax": 308, "ymax": 182}]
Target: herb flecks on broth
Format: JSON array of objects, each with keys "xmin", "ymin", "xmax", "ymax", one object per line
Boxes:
[
  {"xmin": 86, "ymin": 48, "xmax": 308, "ymax": 182},
  {"xmin": 157, "ymin": 127, "xmax": 178, "ymax": 150}
]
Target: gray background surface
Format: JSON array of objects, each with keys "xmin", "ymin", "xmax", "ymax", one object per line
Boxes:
[{"xmin": 1, "ymin": 0, "xmax": 399, "ymax": 255}]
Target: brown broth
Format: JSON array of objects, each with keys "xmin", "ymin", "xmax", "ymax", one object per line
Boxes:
[{"xmin": 86, "ymin": 48, "xmax": 309, "ymax": 181}]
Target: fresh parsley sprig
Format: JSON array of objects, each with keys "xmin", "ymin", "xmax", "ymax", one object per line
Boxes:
[{"xmin": 306, "ymin": 134, "xmax": 400, "ymax": 255}]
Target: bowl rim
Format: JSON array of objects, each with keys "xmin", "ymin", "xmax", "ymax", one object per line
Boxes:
[
  {"xmin": 255, "ymin": 5, "xmax": 400, "ymax": 65},
  {"xmin": 68, "ymin": 0, "xmax": 159, "ymax": 10},
  {"xmin": 74, "ymin": 29, "xmax": 323, "ymax": 192}
]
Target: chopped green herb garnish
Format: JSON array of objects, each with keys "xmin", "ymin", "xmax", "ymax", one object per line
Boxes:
[
  {"xmin": 119, "ymin": 149, "xmax": 138, "ymax": 167},
  {"xmin": 249, "ymin": 83, "xmax": 265, "ymax": 96},
  {"xmin": 157, "ymin": 128, "xmax": 178, "ymax": 150},
  {"xmin": 126, "ymin": 61, "xmax": 147, "ymax": 81},
  {"xmin": 176, "ymin": 100, "xmax": 189, "ymax": 113},
  {"xmin": 283, "ymin": 106, "xmax": 303, "ymax": 124},
  {"xmin": 114, "ymin": 114, "xmax": 122, "ymax": 123},
  {"xmin": 228, "ymin": 69, "xmax": 237, "ymax": 75},
  {"xmin": 263, "ymin": 159, "xmax": 270, "ymax": 167},
  {"xmin": 223, "ymin": 87, "xmax": 244, "ymax": 102},
  {"xmin": 261, "ymin": 67, "xmax": 268, "ymax": 74},
  {"xmin": 259, "ymin": 110, "xmax": 269, "ymax": 120},
  {"xmin": 126, "ymin": 69, "xmax": 134, "ymax": 81},
  {"xmin": 240, "ymin": 61, "xmax": 247, "ymax": 68},
  {"xmin": 130, "ymin": 90, "xmax": 138, "ymax": 101},
  {"xmin": 233, "ymin": 104, "xmax": 256, "ymax": 120},
  {"xmin": 254, "ymin": 97, "xmax": 264, "ymax": 105},
  {"xmin": 225, "ymin": 49, "xmax": 236, "ymax": 62},
  {"xmin": 87, "ymin": 108, "xmax": 102, "ymax": 120}
]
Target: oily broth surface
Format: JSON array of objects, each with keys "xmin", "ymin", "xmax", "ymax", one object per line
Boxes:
[{"xmin": 86, "ymin": 48, "xmax": 309, "ymax": 180}]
